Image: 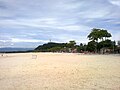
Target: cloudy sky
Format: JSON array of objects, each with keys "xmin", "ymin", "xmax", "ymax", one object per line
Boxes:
[{"xmin": 0, "ymin": 0, "xmax": 120, "ymax": 48}]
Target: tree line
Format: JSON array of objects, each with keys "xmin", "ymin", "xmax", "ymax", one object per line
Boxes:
[{"xmin": 35, "ymin": 28, "xmax": 120, "ymax": 54}]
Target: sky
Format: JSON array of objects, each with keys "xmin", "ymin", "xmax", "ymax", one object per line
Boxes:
[{"xmin": 0, "ymin": 0, "xmax": 120, "ymax": 48}]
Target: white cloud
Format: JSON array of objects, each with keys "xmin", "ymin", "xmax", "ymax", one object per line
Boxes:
[
  {"xmin": 112, "ymin": 33, "xmax": 120, "ymax": 41},
  {"xmin": 0, "ymin": 34, "xmax": 13, "ymax": 47},
  {"xmin": 78, "ymin": 7, "xmax": 110, "ymax": 19},
  {"xmin": 11, "ymin": 38, "xmax": 49, "ymax": 43},
  {"xmin": 56, "ymin": 1, "xmax": 83, "ymax": 10},
  {"xmin": 11, "ymin": 38, "xmax": 62, "ymax": 43},
  {"xmin": 109, "ymin": 0, "xmax": 120, "ymax": 6},
  {"xmin": 51, "ymin": 33, "xmax": 89, "ymax": 44},
  {"xmin": 57, "ymin": 25, "xmax": 90, "ymax": 32},
  {"xmin": 0, "ymin": 0, "xmax": 120, "ymax": 48},
  {"xmin": 0, "ymin": 18, "xmax": 91, "ymax": 32}
]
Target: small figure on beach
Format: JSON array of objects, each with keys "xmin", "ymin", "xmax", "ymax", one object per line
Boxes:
[{"xmin": 32, "ymin": 55, "xmax": 37, "ymax": 59}]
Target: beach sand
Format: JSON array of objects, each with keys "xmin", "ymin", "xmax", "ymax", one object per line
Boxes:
[{"xmin": 0, "ymin": 53, "xmax": 120, "ymax": 90}]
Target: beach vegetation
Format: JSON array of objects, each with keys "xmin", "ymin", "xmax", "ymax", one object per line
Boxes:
[{"xmin": 34, "ymin": 28, "xmax": 119, "ymax": 54}]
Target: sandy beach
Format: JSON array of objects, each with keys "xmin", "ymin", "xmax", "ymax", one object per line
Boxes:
[{"xmin": 0, "ymin": 53, "xmax": 120, "ymax": 90}]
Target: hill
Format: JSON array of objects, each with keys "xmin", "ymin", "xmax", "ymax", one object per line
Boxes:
[
  {"xmin": 35, "ymin": 42, "xmax": 67, "ymax": 52},
  {"xmin": 0, "ymin": 47, "xmax": 34, "ymax": 52}
]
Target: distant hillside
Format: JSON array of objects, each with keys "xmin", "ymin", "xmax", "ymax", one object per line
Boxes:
[
  {"xmin": 35, "ymin": 42, "xmax": 67, "ymax": 52},
  {"xmin": 0, "ymin": 47, "xmax": 34, "ymax": 52}
]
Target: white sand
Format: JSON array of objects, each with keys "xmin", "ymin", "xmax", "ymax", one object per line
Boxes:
[{"xmin": 0, "ymin": 53, "xmax": 120, "ymax": 90}]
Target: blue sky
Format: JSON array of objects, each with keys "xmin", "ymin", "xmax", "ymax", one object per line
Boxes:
[{"xmin": 0, "ymin": 0, "xmax": 120, "ymax": 48}]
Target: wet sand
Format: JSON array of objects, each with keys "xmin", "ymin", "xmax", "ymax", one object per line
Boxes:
[{"xmin": 0, "ymin": 53, "xmax": 120, "ymax": 90}]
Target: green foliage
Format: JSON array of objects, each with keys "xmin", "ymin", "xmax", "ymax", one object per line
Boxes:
[
  {"xmin": 87, "ymin": 28, "xmax": 112, "ymax": 53},
  {"xmin": 35, "ymin": 42, "xmax": 67, "ymax": 52},
  {"xmin": 99, "ymin": 29, "xmax": 112, "ymax": 40},
  {"xmin": 86, "ymin": 41, "xmax": 97, "ymax": 52},
  {"xmin": 67, "ymin": 40, "xmax": 76, "ymax": 48},
  {"xmin": 48, "ymin": 47, "xmax": 61, "ymax": 52},
  {"xmin": 77, "ymin": 43, "xmax": 86, "ymax": 53},
  {"xmin": 34, "ymin": 28, "xmax": 115, "ymax": 53},
  {"xmin": 87, "ymin": 28, "xmax": 112, "ymax": 42},
  {"xmin": 35, "ymin": 41, "xmax": 77, "ymax": 52},
  {"xmin": 87, "ymin": 28, "xmax": 100, "ymax": 41},
  {"xmin": 97, "ymin": 40, "xmax": 115, "ymax": 50}
]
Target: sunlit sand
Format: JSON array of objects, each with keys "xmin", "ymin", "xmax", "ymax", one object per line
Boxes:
[{"xmin": 0, "ymin": 53, "xmax": 120, "ymax": 90}]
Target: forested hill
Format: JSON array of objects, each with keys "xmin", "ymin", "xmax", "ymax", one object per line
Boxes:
[{"xmin": 35, "ymin": 42, "xmax": 67, "ymax": 52}]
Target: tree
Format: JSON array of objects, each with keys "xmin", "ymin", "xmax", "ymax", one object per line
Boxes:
[
  {"xmin": 86, "ymin": 41, "xmax": 97, "ymax": 52},
  {"xmin": 97, "ymin": 40, "xmax": 115, "ymax": 54},
  {"xmin": 99, "ymin": 29, "xmax": 112, "ymax": 41},
  {"xmin": 116, "ymin": 41, "xmax": 120, "ymax": 53},
  {"xmin": 87, "ymin": 28, "xmax": 100, "ymax": 42},
  {"xmin": 87, "ymin": 28, "xmax": 100, "ymax": 52},
  {"xmin": 67, "ymin": 40, "xmax": 76, "ymax": 48},
  {"xmin": 80, "ymin": 43, "xmax": 83, "ymax": 47},
  {"xmin": 98, "ymin": 40, "xmax": 113, "ymax": 49},
  {"xmin": 48, "ymin": 47, "xmax": 61, "ymax": 52},
  {"xmin": 88, "ymin": 28, "xmax": 112, "ymax": 42},
  {"xmin": 87, "ymin": 28, "xmax": 112, "ymax": 53},
  {"xmin": 66, "ymin": 40, "xmax": 76, "ymax": 53},
  {"xmin": 77, "ymin": 43, "xmax": 84, "ymax": 53}
]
